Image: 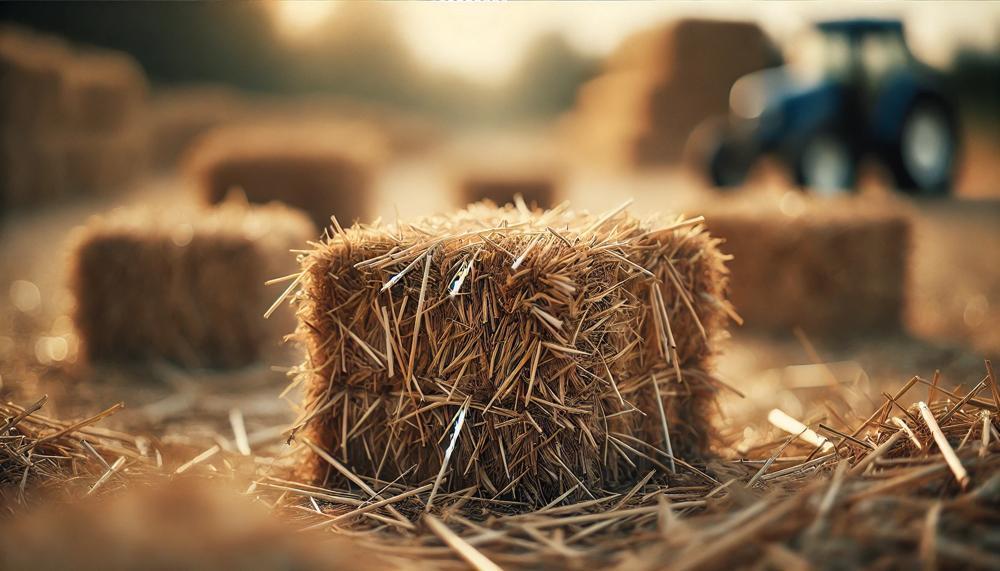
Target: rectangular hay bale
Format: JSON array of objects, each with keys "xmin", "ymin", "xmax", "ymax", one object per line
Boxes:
[
  {"xmin": 60, "ymin": 128, "xmax": 149, "ymax": 194},
  {"xmin": 290, "ymin": 201, "xmax": 732, "ymax": 505},
  {"xmin": 703, "ymin": 196, "xmax": 911, "ymax": 337},
  {"xmin": 60, "ymin": 48, "xmax": 148, "ymax": 134},
  {"xmin": 184, "ymin": 123, "xmax": 383, "ymax": 229},
  {"xmin": 569, "ymin": 19, "xmax": 776, "ymax": 167},
  {"xmin": 458, "ymin": 174, "xmax": 558, "ymax": 210},
  {"xmin": 1, "ymin": 26, "xmax": 150, "ymax": 210},
  {"xmin": 0, "ymin": 26, "xmax": 69, "ymax": 131},
  {"xmin": 71, "ymin": 201, "xmax": 315, "ymax": 368}
]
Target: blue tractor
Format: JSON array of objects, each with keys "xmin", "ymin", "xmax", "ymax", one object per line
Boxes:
[{"xmin": 697, "ymin": 19, "xmax": 959, "ymax": 195}]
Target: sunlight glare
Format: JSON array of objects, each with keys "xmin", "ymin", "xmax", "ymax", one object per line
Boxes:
[{"xmin": 272, "ymin": 1, "xmax": 337, "ymax": 38}]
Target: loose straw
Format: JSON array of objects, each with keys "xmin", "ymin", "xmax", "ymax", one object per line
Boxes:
[{"xmin": 917, "ymin": 401, "xmax": 970, "ymax": 490}]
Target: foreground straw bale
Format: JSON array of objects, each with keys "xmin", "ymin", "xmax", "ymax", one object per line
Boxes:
[
  {"xmin": 70, "ymin": 201, "xmax": 315, "ymax": 368},
  {"xmin": 184, "ymin": 122, "xmax": 384, "ymax": 229},
  {"xmin": 289, "ymin": 201, "xmax": 733, "ymax": 505},
  {"xmin": 703, "ymin": 195, "xmax": 910, "ymax": 337}
]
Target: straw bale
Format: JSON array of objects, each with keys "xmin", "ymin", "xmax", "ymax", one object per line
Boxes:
[
  {"xmin": 0, "ymin": 27, "xmax": 69, "ymax": 131},
  {"xmin": 184, "ymin": 123, "xmax": 384, "ymax": 229},
  {"xmin": 457, "ymin": 175, "xmax": 558, "ymax": 209},
  {"xmin": 609, "ymin": 18, "xmax": 775, "ymax": 86},
  {"xmin": 0, "ymin": 26, "xmax": 150, "ymax": 209},
  {"xmin": 447, "ymin": 134, "xmax": 564, "ymax": 209},
  {"xmin": 0, "ymin": 134, "xmax": 67, "ymax": 209},
  {"xmin": 70, "ymin": 201, "xmax": 315, "ymax": 368},
  {"xmin": 703, "ymin": 195, "xmax": 910, "ymax": 337},
  {"xmin": 290, "ymin": 201, "xmax": 732, "ymax": 505},
  {"xmin": 149, "ymin": 85, "xmax": 251, "ymax": 169},
  {"xmin": 570, "ymin": 19, "xmax": 776, "ymax": 167},
  {"xmin": 60, "ymin": 48, "xmax": 148, "ymax": 134},
  {"xmin": 61, "ymin": 128, "xmax": 150, "ymax": 194}
]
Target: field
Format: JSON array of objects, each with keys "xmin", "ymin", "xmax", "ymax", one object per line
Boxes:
[
  {"xmin": 2, "ymin": 9, "xmax": 1000, "ymax": 570},
  {"xmin": 2, "ymin": 157, "xmax": 999, "ymax": 568}
]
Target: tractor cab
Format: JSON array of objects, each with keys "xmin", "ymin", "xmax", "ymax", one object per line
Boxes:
[
  {"xmin": 805, "ymin": 20, "xmax": 912, "ymax": 85},
  {"xmin": 699, "ymin": 19, "xmax": 958, "ymax": 195}
]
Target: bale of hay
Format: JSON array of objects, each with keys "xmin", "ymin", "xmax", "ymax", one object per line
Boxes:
[
  {"xmin": 457, "ymin": 174, "xmax": 558, "ymax": 210},
  {"xmin": 0, "ymin": 26, "xmax": 150, "ymax": 210},
  {"xmin": 0, "ymin": 134, "xmax": 67, "ymax": 209},
  {"xmin": 148, "ymin": 85, "xmax": 252, "ymax": 169},
  {"xmin": 60, "ymin": 48, "xmax": 148, "ymax": 134},
  {"xmin": 447, "ymin": 133, "xmax": 564, "ymax": 209},
  {"xmin": 184, "ymin": 123, "xmax": 383, "ymax": 229},
  {"xmin": 61, "ymin": 128, "xmax": 149, "ymax": 194},
  {"xmin": 70, "ymin": 201, "xmax": 315, "ymax": 368},
  {"xmin": 0, "ymin": 26, "xmax": 69, "ymax": 132},
  {"xmin": 569, "ymin": 18, "xmax": 777, "ymax": 167},
  {"xmin": 703, "ymin": 195, "xmax": 911, "ymax": 337},
  {"xmin": 289, "ymin": 201, "xmax": 733, "ymax": 505},
  {"xmin": 0, "ymin": 28, "xmax": 68, "ymax": 211}
]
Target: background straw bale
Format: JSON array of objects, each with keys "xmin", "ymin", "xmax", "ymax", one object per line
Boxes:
[
  {"xmin": 703, "ymin": 194, "xmax": 911, "ymax": 337},
  {"xmin": 568, "ymin": 18, "xmax": 777, "ymax": 167},
  {"xmin": 184, "ymin": 122, "xmax": 385, "ymax": 229},
  {"xmin": 70, "ymin": 201, "xmax": 315, "ymax": 368}
]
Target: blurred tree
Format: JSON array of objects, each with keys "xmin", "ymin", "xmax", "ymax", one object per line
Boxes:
[
  {"xmin": 1, "ymin": 2, "xmax": 282, "ymax": 90},
  {"xmin": 0, "ymin": 2, "xmax": 600, "ymax": 126},
  {"xmin": 502, "ymin": 33, "xmax": 601, "ymax": 121},
  {"xmin": 283, "ymin": 3, "xmax": 416, "ymax": 104}
]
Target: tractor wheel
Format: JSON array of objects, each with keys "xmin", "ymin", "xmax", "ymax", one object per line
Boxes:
[
  {"xmin": 707, "ymin": 138, "xmax": 753, "ymax": 188},
  {"xmin": 687, "ymin": 117, "xmax": 755, "ymax": 189},
  {"xmin": 887, "ymin": 98, "xmax": 958, "ymax": 196},
  {"xmin": 794, "ymin": 132, "xmax": 857, "ymax": 195}
]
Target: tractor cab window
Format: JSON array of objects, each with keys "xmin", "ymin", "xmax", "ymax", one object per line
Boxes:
[
  {"xmin": 860, "ymin": 31, "xmax": 909, "ymax": 81},
  {"xmin": 788, "ymin": 29, "xmax": 853, "ymax": 83}
]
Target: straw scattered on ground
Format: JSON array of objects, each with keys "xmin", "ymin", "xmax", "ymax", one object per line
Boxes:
[{"xmin": 2, "ymin": 360, "xmax": 997, "ymax": 570}]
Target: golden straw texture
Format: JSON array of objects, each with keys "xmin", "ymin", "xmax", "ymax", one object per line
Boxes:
[{"xmin": 289, "ymin": 201, "xmax": 733, "ymax": 505}]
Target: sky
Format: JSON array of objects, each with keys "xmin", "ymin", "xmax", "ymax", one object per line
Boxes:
[{"xmin": 271, "ymin": 1, "xmax": 1000, "ymax": 86}]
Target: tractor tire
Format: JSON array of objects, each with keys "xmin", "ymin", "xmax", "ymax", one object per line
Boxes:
[
  {"xmin": 794, "ymin": 132, "xmax": 857, "ymax": 195},
  {"xmin": 707, "ymin": 138, "xmax": 753, "ymax": 188},
  {"xmin": 887, "ymin": 97, "xmax": 958, "ymax": 196}
]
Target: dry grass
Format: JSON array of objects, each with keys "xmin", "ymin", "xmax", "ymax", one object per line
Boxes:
[
  {"xmin": 69, "ymin": 200, "xmax": 315, "ymax": 368},
  {"xmin": 285, "ymin": 200, "xmax": 733, "ymax": 506}
]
